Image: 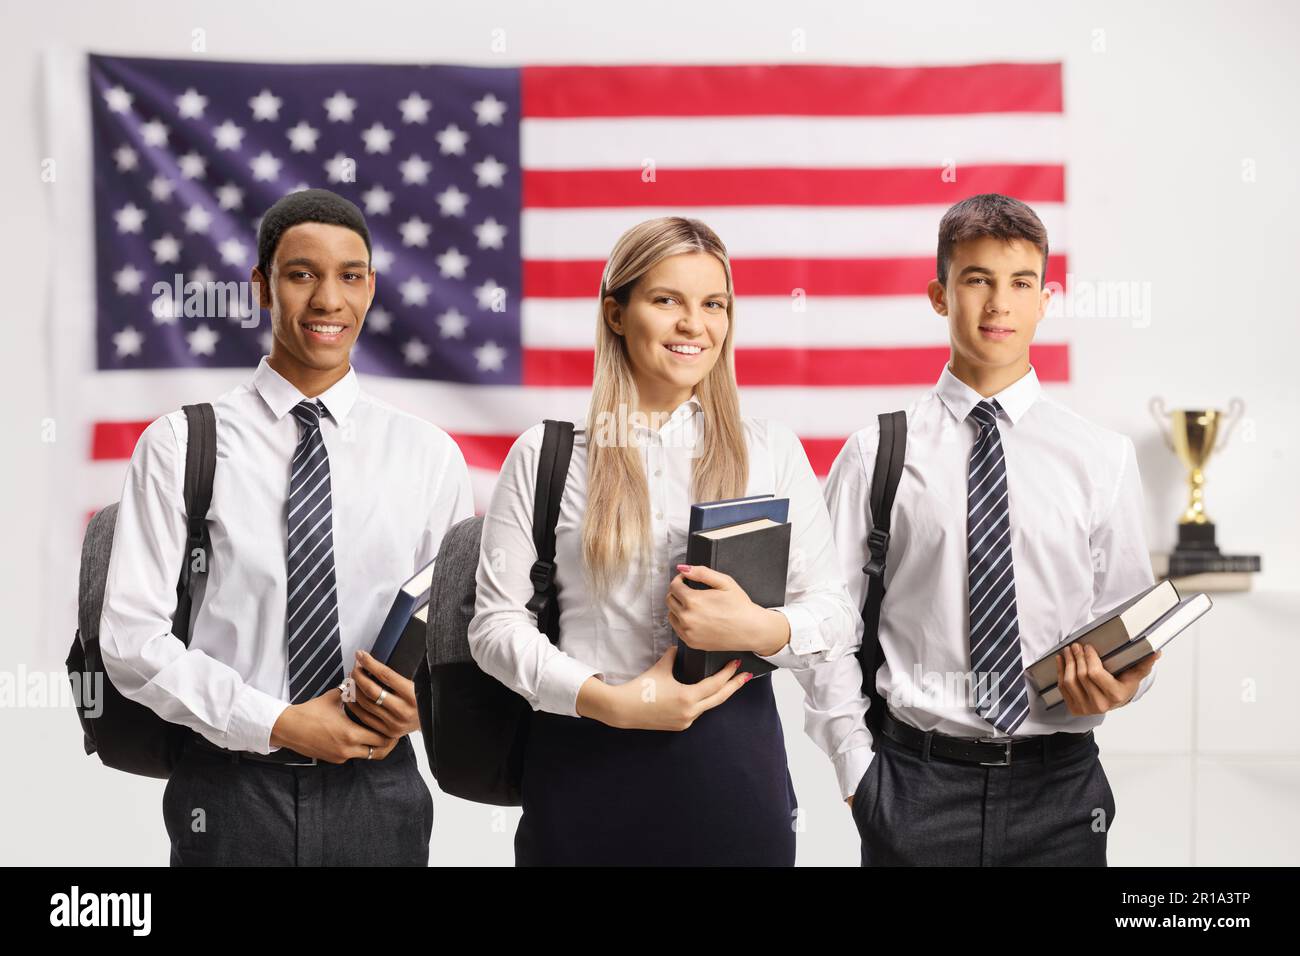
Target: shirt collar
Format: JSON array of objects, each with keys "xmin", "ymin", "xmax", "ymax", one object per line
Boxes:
[
  {"xmin": 629, "ymin": 391, "xmax": 702, "ymax": 434},
  {"xmin": 935, "ymin": 363, "xmax": 1041, "ymax": 427},
  {"xmin": 252, "ymin": 355, "xmax": 360, "ymax": 424}
]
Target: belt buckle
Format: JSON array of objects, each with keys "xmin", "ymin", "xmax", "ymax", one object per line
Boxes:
[
  {"xmin": 281, "ymin": 754, "xmax": 318, "ymax": 766},
  {"xmin": 974, "ymin": 735, "xmax": 1013, "ymax": 766}
]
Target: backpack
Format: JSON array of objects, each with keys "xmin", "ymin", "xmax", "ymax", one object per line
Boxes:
[
  {"xmin": 858, "ymin": 411, "xmax": 907, "ymax": 740},
  {"xmin": 65, "ymin": 403, "xmax": 217, "ymax": 779},
  {"xmin": 416, "ymin": 419, "xmax": 574, "ymax": 806}
]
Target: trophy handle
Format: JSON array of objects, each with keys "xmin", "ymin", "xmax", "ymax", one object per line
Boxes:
[
  {"xmin": 1214, "ymin": 397, "xmax": 1245, "ymax": 452},
  {"xmin": 1148, "ymin": 397, "xmax": 1175, "ymax": 452}
]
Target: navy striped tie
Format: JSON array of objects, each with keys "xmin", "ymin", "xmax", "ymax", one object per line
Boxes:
[
  {"xmin": 966, "ymin": 399, "xmax": 1029, "ymax": 735},
  {"xmin": 285, "ymin": 399, "xmax": 345, "ymax": 704}
]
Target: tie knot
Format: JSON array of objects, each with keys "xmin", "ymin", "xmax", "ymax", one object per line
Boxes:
[
  {"xmin": 969, "ymin": 399, "xmax": 1002, "ymax": 430},
  {"xmin": 292, "ymin": 399, "xmax": 325, "ymax": 430}
]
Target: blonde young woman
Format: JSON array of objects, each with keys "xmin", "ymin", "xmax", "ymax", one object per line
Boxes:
[{"xmin": 468, "ymin": 217, "xmax": 859, "ymax": 866}]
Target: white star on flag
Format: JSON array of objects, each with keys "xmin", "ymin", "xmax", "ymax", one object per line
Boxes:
[
  {"xmin": 182, "ymin": 204, "xmax": 213, "ymax": 233},
  {"xmin": 402, "ymin": 338, "xmax": 430, "ymax": 365},
  {"xmin": 176, "ymin": 88, "xmax": 208, "ymax": 119},
  {"xmin": 113, "ymin": 264, "xmax": 144, "ymax": 294},
  {"xmin": 188, "ymin": 324, "xmax": 220, "ymax": 355},
  {"xmin": 361, "ymin": 185, "xmax": 393, "ymax": 215},
  {"xmin": 213, "ymin": 120, "xmax": 246, "ymax": 150},
  {"xmin": 472, "ymin": 93, "xmax": 507, "ymax": 126},
  {"xmin": 113, "ymin": 325, "xmax": 143, "ymax": 357},
  {"xmin": 399, "ymin": 154, "xmax": 431, "ymax": 185},
  {"xmin": 140, "ymin": 119, "xmax": 169, "ymax": 147},
  {"xmin": 436, "ymin": 186, "xmax": 470, "ymax": 217},
  {"xmin": 474, "ymin": 340, "xmax": 507, "ymax": 371},
  {"xmin": 473, "ymin": 155, "xmax": 507, "ymax": 188},
  {"xmin": 474, "ymin": 217, "xmax": 507, "ymax": 250},
  {"xmin": 438, "ymin": 309, "xmax": 468, "ymax": 339},
  {"xmin": 113, "ymin": 146, "xmax": 138, "ymax": 172},
  {"xmin": 216, "ymin": 183, "xmax": 244, "ymax": 210},
  {"xmin": 397, "ymin": 92, "xmax": 431, "ymax": 123},
  {"xmin": 104, "ymin": 85, "xmax": 133, "ymax": 113},
  {"xmin": 250, "ymin": 151, "xmax": 282, "ymax": 181},
  {"xmin": 361, "ymin": 123, "xmax": 394, "ymax": 154},
  {"xmin": 399, "ymin": 217, "xmax": 432, "ymax": 247},
  {"xmin": 152, "ymin": 233, "xmax": 182, "ymax": 264},
  {"xmin": 114, "ymin": 203, "xmax": 146, "ymax": 233},
  {"xmin": 399, "ymin": 275, "xmax": 432, "ymax": 306},
  {"xmin": 436, "ymin": 124, "xmax": 469, "ymax": 155},
  {"xmin": 437, "ymin": 247, "xmax": 470, "ymax": 279},
  {"xmin": 324, "ymin": 91, "xmax": 357, "ymax": 122},
  {"xmin": 286, "ymin": 121, "xmax": 320, "ymax": 153},
  {"xmin": 249, "ymin": 89, "xmax": 282, "ymax": 121}
]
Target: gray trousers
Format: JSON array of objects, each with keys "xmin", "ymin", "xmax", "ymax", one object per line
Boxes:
[
  {"xmin": 162, "ymin": 732, "xmax": 433, "ymax": 866},
  {"xmin": 851, "ymin": 729, "xmax": 1116, "ymax": 866}
]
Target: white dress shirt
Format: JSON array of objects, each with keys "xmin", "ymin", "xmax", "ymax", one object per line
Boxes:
[
  {"xmin": 468, "ymin": 394, "xmax": 859, "ymax": 766},
  {"xmin": 820, "ymin": 363, "xmax": 1157, "ymax": 798},
  {"xmin": 99, "ymin": 356, "xmax": 475, "ymax": 754}
]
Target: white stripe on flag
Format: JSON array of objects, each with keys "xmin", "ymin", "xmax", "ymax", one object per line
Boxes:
[
  {"xmin": 521, "ymin": 204, "xmax": 1068, "ymax": 259},
  {"xmin": 521, "ymin": 114, "xmax": 1065, "ymax": 169}
]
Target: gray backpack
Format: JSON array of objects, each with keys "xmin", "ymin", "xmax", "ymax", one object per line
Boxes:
[
  {"xmin": 66, "ymin": 404, "xmax": 216, "ymax": 778},
  {"xmin": 416, "ymin": 419, "xmax": 573, "ymax": 806}
]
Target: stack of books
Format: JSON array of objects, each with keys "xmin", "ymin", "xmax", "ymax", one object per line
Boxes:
[
  {"xmin": 674, "ymin": 494, "xmax": 792, "ymax": 684},
  {"xmin": 1026, "ymin": 579, "xmax": 1213, "ymax": 708}
]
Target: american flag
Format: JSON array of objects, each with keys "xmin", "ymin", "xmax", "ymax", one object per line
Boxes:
[{"xmin": 48, "ymin": 53, "xmax": 1068, "ymax": 642}]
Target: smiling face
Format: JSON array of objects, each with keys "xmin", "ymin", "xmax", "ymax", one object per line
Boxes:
[
  {"xmin": 255, "ymin": 221, "xmax": 374, "ymax": 384},
  {"xmin": 602, "ymin": 251, "xmax": 731, "ymax": 415},
  {"xmin": 928, "ymin": 235, "xmax": 1050, "ymax": 380}
]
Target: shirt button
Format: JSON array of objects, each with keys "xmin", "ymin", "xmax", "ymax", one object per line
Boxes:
[
  {"xmin": 655, "ymin": 511, "xmax": 663, "ymax": 520},
  {"xmin": 654, "ymin": 469, "xmax": 662, "ymax": 477}
]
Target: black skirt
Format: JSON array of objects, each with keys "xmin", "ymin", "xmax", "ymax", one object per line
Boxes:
[{"xmin": 515, "ymin": 673, "xmax": 797, "ymax": 866}]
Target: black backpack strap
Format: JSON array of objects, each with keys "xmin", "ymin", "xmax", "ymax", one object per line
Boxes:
[
  {"xmin": 859, "ymin": 410, "xmax": 906, "ymax": 737},
  {"xmin": 173, "ymin": 403, "xmax": 217, "ymax": 646},
  {"xmin": 524, "ymin": 420, "xmax": 574, "ymax": 644}
]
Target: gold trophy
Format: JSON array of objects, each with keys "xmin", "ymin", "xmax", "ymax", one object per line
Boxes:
[{"xmin": 1149, "ymin": 397, "xmax": 1259, "ymax": 577}]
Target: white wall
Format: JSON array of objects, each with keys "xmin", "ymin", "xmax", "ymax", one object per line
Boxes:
[{"xmin": 1, "ymin": 0, "xmax": 1296, "ymax": 866}]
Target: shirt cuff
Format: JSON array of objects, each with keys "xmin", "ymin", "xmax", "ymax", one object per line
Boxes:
[
  {"xmin": 835, "ymin": 745, "xmax": 875, "ymax": 802},
  {"xmin": 1127, "ymin": 666, "xmax": 1157, "ymax": 706},
  {"xmin": 227, "ymin": 683, "xmax": 292, "ymax": 754},
  {"xmin": 758, "ymin": 605, "xmax": 828, "ymax": 667},
  {"xmin": 537, "ymin": 653, "xmax": 603, "ymax": 718}
]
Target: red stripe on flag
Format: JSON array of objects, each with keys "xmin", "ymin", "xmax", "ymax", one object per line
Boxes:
[
  {"xmin": 91, "ymin": 420, "xmax": 151, "ymax": 460},
  {"xmin": 446, "ymin": 432, "xmax": 519, "ymax": 472},
  {"xmin": 521, "ymin": 64, "xmax": 1063, "ymax": 117},
  {"xmin": 523, "ymin": 165, "xmax": 1066, "ymax": 208},
  {"xmin": 523, "ymin": 344, "xmax": 1069, "ymax": 387},
  {"xmin": 526, "ymin": 255, "xmax": 1068, "ymax": 298}
]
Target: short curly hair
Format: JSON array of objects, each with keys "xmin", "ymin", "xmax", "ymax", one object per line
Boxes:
[{"xmin": 256, "ymin": 188, "xmax": 372, "ymax": 278}]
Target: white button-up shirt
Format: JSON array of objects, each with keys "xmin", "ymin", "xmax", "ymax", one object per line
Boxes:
[
  {"xmin": 98, "ymin": 356, "xmax": 475, "ymax": 754},
  {"xmin": 468, "ymin": 395, "xmax": 859, "ymax": 759},
  {"xmin": 820, "ymin": 364, "xmax": 1156, "ymax": 798}
]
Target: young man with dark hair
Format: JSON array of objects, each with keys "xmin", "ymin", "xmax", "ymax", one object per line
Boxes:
[
  {"xmin": 100, "ymin": 188, "xmax": 474, "ymax": 865},
  {"xmin": 820, "ymin": 193, "xmax": 1161, "ymax": 866}
]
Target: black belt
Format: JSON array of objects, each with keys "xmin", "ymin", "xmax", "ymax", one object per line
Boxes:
[
  {"xmin": 878, "ymin": 708, "xmax": 1092, "ymax": 766},
  {"xmin": 186, "ymin": 730, "xmax": 320, "ymax": 767}
]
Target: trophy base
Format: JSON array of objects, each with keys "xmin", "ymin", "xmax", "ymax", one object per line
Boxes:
[
  {"xmin": 1169, "ymin": 523, "xmax": 1261, "ymax": 576},
  {"xmin": 1175, "ymin": 521, "xmax": 1219, "ymax": 552}
]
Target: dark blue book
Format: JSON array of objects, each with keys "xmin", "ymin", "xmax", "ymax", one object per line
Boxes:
[
  {"xmin": 345, "ymin": 559, "xmax": 436, "ymax": 727},
  {"xmin": 689, "ymin": 493, "xmax": 789, "ymax": 535},
  {"xmin": 370, "ymin": 556, "xmax": 437, "ymax": 665}
]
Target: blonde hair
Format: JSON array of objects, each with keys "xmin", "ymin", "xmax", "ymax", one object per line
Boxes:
[{"xmin": 582, "ymin": 217, "xmax": 749, "ymax": 600}]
